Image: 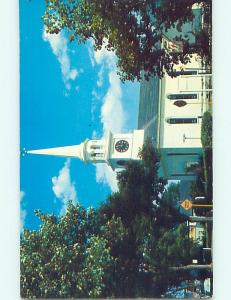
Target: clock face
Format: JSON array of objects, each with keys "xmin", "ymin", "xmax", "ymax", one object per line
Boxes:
[{"xmin": 115, "ymin": 140, "xmax": 129, "ymax": 153}]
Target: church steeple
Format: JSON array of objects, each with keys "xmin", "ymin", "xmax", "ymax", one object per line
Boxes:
[
  {"xmin": 27, "ymin": 144, "xmax": 85, "ymax": 160},
  {"xmin": 24, "ymin": 129, "xmax": 144, "ymax": 170}
]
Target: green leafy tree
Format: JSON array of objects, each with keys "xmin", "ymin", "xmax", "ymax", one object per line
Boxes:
[
  {"xmin": 98, "ymin": 140, "xmax": 200, "ymax": 297},
  {"xmin": 43, "ymin": 0, "xmax": 211, "ymax": 81},
  {"xmin": 20, "ymin": 203, "xmax": 112, "ymax": 298},
  {"xmin": 21, "ymin": 141, "xmax": 205, "ymax": 298},
  {"xmin": 155, "ymin": 182, "xmax": 187, "ymax": 228}
]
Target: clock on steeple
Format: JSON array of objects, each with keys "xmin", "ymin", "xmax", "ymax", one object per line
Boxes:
[{"xmin": 115, "ymin": 140, "xmax": 129, "ymax": 153}]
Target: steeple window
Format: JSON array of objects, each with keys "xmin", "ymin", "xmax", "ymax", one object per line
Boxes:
[
  {"xmin": 91, "ymin": 153, "xmax": 104, "ymax": 158},
  {"xmin": 90, "ymin": 145, "xmax": 102, "ymax": 150}
]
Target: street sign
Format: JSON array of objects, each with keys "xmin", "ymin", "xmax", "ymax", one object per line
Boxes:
[{"xmin": 180, "ymin": 199, "xmax": 193, "ymax": 210}]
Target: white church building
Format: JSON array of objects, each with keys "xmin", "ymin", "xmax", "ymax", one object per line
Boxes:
[
  {"xmin": 138, "ymin": 54, "xmax": 212, "ymax": 181},
  {"xmin": 156, "ymin": 54, "xmax": 212, "ymax": 181}
]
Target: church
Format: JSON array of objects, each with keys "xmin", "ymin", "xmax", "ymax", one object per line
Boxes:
[
  {"xmin": 27, "ymin": 51, "xmax": 211, "ymax": 183},
  {"xmin": 138, "ymin": 53, "xmax": 211, "ymax": 181},
  {"xmin": 26, "ymin": 6, "xmax": 211, "ymax": 184}
]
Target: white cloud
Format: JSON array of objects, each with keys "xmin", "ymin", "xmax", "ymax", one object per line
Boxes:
[
  {"xmin": 101, "ymin": 70, "xmax": 126, "ymax": 134},
  {"xmin": 97, "ymin": 66, "xmax": 104, "ymax": 87},
  {"xmin": 95, "ymin": 164, "xmax": 118, "ymax": 192},
  {"xmin": 88, "ymin": 41, "xmax": 127, "ymax": 191},
  {"xmin": 43, "ymin": 29, "xmax": 78, "ymax": 92},
  {"xmin": 91, "ymin": 89, "xmax": 100, "ymax": 100},
  {"xmin": 20, "ymin": 191, "xmax": 27, "ymax": 232},
  {"xmin": 87, "ymin": 39, "xmax": 96, "ymax": 67},
  {"xmin": 51, "ymin": 159, "xmax": 77, "ymax": 214},
  {"xmin": 90, "ymin": 41, "xmax": 126, "ymax": 135},
  {"xmin": 92, "ymin": 130, "xmax": 99, "ymax": 139},
  {"xmin": 69, "ymin": 69, "xmax": 78, "ymax": 80}
]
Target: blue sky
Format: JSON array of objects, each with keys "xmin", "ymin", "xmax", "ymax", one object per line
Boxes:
[{"xmin": 20, "ymin": 0, "xmax": 140, "ymax": 230}]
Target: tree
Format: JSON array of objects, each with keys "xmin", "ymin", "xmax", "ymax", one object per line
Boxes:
[
  {"xmin": 20, "ymin": 203, "xmax": 112, "ymax": 298},
  {"xmin": 43, "ymin": 0, "xmax": 212, "ymax": 82},
  {"xmin": 98, "ymin": 140, "xmax": 201, "ymax": 297},
  {"xmin": 155, "ymin": 182, "xmax": 187, "ymax": 228},
  {"xmin": 21, "ymin": 142, "xmax": 206, "ymax": 298}
]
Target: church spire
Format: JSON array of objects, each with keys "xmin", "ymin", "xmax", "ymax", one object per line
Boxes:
[
  {"xmin": 26, "ymin": 143, "xmax": 85, "ymax": 161},
  {"xmin": 23, "ymin": 129, "xmax": 144, "ymax": 170}
]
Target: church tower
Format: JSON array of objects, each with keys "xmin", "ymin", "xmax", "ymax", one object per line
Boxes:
[{"xmin": 26, "ymin": 129, "xmax": 144, "ymax": 170}]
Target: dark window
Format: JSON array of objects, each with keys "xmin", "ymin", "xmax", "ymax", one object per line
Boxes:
[
  {"xmin": 90, "ymin": 145, "xmax": 102, "ymax": 150},
  {"xmin": 167, "ymin": 153, "xmax": 198, "ymax": 156},
  {"xmin": 167, "ymin": 94, "xmax": 197, "ymax": 100},
  {"xmin": 174, "ymin": 70, "xmax": 197, "ymax": 76},
  {"xmin": 171, "ymin": 174, "xmax": 194, "ymax": 177},
  {"xmin": 198, "ymin": 71, "xmax": 211, "ymax": 75},
  {"xmin": 91, "ymin": 153, "xmax": 103, "ymax": 158},
  {"xmin": 167, "ymin": 118, "xmax": 197, "ymax": 124}
]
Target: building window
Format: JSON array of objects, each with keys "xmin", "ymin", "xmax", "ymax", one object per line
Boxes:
[
  {"xmin": 166, "ymin": 118, "xmax": 197, "ymax": 124},
  {"xmin": 90, "ymin": 145, "xmax": 102, "ymax": 150},
  {"xmin": 91, "ymin": 153, "xmax": 103, "ymax": 158},
  {"xmin": 167, "ymin": 153, "xmax": 199, "ymax": 156},
  {"xmin": 167, "ymin": 94, "xmax": 197, "ymax": 100},
  {"xmin": 171, "ymin": 173, "xmax": 194, "ymax": 177},
  {"xmin": 173, "ymin": 70, "xmax": 197, "ymax": 76}
]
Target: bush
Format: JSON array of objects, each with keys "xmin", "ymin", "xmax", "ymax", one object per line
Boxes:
[{"xmin": 201, "ymin": 111, "xmax": 212, "ymax": 149}]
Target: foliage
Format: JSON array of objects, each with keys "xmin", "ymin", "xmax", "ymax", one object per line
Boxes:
[
  {"xmin": 20, "ymin": 203, "xmax": 112, "ymax": 298},
  {"xmin": 21, "ymin": 141, "xmax": 203, "ymax": 298},
  {"xmin": 155, "ymin": 183, "xmax": 187, "ymax": 229},
  {"xmin": 98, "ymin": 140, "xmax": 198, "ymax": 297},
  {"xmin": 147, "ymin": 224, "xmax": 200, "ymax": 269},
  {"xmin": 43, "ymin": 0, "xmax": 211, "ymax": 81},
  {"xmin": 201, "ymin": 111, "xmax": 212, "ymax": 149},
  {"xmin": 201, "ymin": 111, "xmax": 213, "ymax": 203}
]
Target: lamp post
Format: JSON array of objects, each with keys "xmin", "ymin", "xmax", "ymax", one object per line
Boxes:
[{"xmin": 183, "ymin": 134, "xmax": 200, "ymax": 143}]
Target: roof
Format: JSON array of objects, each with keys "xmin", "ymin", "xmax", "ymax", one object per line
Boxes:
[{"xmin": 137, "ymin": 75, "xmax": 160, "ymax": 146}]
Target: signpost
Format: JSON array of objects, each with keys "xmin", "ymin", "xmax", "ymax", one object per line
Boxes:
[
  {"xmin": 180, "ymin": 199, "xmax": 213, "ymax": 210},
  {"xmin": 180, "ymin": 199, "xmax": 193, "ymax": 210}
]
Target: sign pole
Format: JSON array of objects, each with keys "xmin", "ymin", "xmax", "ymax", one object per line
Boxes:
[{"xmin": 180, "ymin": 199, "xmax": 213, "ymax": 210}]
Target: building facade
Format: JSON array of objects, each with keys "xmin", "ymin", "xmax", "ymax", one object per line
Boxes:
[{"xmin": 138, "ymin": 54, "xmax": 212, "ymax": 181}]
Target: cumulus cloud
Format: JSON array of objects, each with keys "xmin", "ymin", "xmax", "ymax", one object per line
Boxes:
[
  {"xmin": 91, "ymin": 41, "xmax": 126, "ymax": 135},
  {"xmin": 88, "ymin": 41, "xmax": 127, "ymax": 192},
  {"xmin": 101, "ymin": 71, "xmax": 126, "ymax": 134},
  {"xmin": 52, "ymin": 159, "xmax": 77, "ymax": 213},
  {"xmin": 20, "ymin": 191, "xmax": 27, "ymax": 232},
  {"xmin": 43, "ymin": 29, "xmax": 78, "ymax": 93},
  {"xmin": 97, "ymin": 67, "xmax": 104, "ymax": 87},
  {"xmin": 95, "ymin": 164, "xmax": 118, "ymax": 192}
]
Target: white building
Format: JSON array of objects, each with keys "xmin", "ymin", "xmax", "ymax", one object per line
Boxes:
[
  {"xmin": 138, "ymin": 53, "xmax": 212, "ymax": 181},
  {"xmin": 158, "ymin": 55, "xmax": 212, "ymax": 181}
]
